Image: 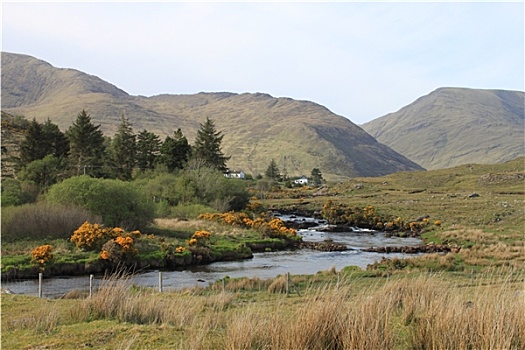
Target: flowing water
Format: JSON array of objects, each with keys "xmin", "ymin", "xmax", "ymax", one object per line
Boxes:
[{"xmin": 2, "ymin": 216, "xmax": 423, "ymax": 298}]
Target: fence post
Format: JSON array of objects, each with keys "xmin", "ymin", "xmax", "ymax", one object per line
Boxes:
[
  {"xmin": 159, "ymin": 271, "xmax": 163, "ymax": 293},
  {"xmin": 89, "ymin": 274, "xmax": 94, "ymax": 298},
  {"xmin": 286, "ymin": 272, "xmax": 290, "ymax": 295},
  {"xmin": 222, "ymin": 278, "xmax": 226, "ymax": 293},
  {"xmin": 337, "ymin": 272, "xmax": 340, "ymax": 289},
  {"xmin": 38, "ymin": 272, "xmax": 43, "ymax": 298}
]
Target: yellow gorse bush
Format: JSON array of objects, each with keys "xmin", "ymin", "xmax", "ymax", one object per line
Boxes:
[
  {"xmin": 31, "ymin": 244, "xmax": 53, "ymax": 267},
  {"xmin": 115, "ymin": 236, "xmax": 136, "ymax": 253},
  {"xmin": 186, "ymin": 230, "xmax": 212, "ymax": 247},
  {"xmin": 70, "ymin": 221, "xmax": 119, "ymax": 251},
  {"xmin": 193, "ymin": 230, "xmax": 211, "ymax": 239},
  {"xmin": 70, "ymin": 222, "xmax": 142, "ymax": 262},
  {"xmin": 198, "ymin": 211, "xmax": 297, "ymax": 239},
  {"xmin": 100, "ymin": 232, "xmax": 139, "ymax": 262},
  {"xmin": 321, "ymin": 200, "xmax": 433, "ymax": 233}
]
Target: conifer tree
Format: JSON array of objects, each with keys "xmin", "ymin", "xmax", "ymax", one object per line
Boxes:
[
  {"xmin": 66, "ymin": 110, "xmax": 106, "ymax": 176},
  {"xmin": 41, "ymin": 118, "xmax": 70, "ymax": 159},
  {"xmin": 158, "ymin": 128, "xmax": 191, "ymax": 172},
  {"xmin": 20, "ymin": 118, "xmax": 70, "ymax": 166},
  {"xmin": 192, "ymin": 117, "xmax": 230, "ymax": 172},
  {"xmin": 108, "ymin": 115, "xmax": 137, "ymax": 180},
  {"xmin": 136, "ymin": 129, "xmax": 161, "ymax": 171},
  {"xmin": 265, "ymin": 158, "xmax": 280, "ymax": 180},
  {"xmin": 20, "ymin": 118, "xmax": 46, "ymax": 165}
]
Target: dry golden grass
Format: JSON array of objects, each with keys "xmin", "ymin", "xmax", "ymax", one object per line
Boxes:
[
  {"xmin": 3, "ymin": 270, "xmax": 523, "ymax": 349},
  {"xmin": 153, "ymin": 218, "xmax": 250, "ymax": 237}
]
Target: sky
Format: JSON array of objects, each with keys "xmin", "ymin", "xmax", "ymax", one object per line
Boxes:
[{"xmin": 2, "ymin": 1, "xmax": 524, "ymax": 125}]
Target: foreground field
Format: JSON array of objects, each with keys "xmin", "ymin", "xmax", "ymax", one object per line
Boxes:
[{"xmin": 2, "ymin": 268, "xmax": 523, "ymax": 349}]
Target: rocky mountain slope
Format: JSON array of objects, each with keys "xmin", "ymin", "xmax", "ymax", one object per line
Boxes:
[
  {"xmin": 362, "ymin": 87, "xmax": 524, "ymax": 170},
  {"xmin": 1, "ymin": 52, "xmax": 423, "ymax": 179}
]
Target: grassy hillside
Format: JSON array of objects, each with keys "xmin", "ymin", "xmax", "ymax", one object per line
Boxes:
[
  {"xmin": 1, "ymin": 52, "xmax": 422, "ymax": 179},
  {"xmin": 362, "ymin": 87, "xmax": 525, "ymax": 170}
]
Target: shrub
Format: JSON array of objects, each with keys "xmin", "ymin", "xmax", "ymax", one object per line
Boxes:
[
  {"xmin": 1, "ymin": 201, "xmax": 101, "ymax": 242},
  {"xmin": 100, "ymin": 236, "xmax": 138, "ymax": 264},
  {"xmin": 46, "ymin": 176, "xmax": 155, "ymax": 230},
  {"xmin": 31, "ymin": 244, "xmax": 54, "ymax": 270},
  {"xmin": 135, "ymin": 167, "xmax": 250, "ymax": 212},
  {"xmin": 1, "ymin": 178, "xmax": 37, "ymax": 206},
  {"xmin": 186, "ymin": 230, "xmax": 212, "ymax": 247},
  {"xmin": 70, "ymin": 222, "xmax": 119, "ymax": 251}
]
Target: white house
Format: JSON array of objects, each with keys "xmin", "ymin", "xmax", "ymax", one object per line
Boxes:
[
  {"xmin": 293, "ymin": 176, "xmax": 308, "ymax": 185},
  {"xmin": 224, "ymin": 171, "xmax": 245, "ymax": 179}
]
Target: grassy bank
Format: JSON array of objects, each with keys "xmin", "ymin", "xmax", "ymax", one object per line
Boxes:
[
  {"xmin": 1, "ymin": 217, "xmax": 298, "ymax": 280},
  {"xmin": 2, "ymin": 267, "xmax": 523, "ymax": 349}
]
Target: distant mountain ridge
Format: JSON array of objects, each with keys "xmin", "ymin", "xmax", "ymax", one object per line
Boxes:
[
  {"xmin": 362, "ymin": 87, "xmax": 524, "ymax": 170},
  {"xmin": 1, "ymin": 52, "xmax": 423, "ymax": 179}
]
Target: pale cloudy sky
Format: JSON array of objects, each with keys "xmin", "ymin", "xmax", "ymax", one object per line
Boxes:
[{"xmin": 2, "ymin": 1, "xmax": 523, "ymax": 124}]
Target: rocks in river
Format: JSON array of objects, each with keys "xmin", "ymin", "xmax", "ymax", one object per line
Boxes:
[
  {"xmin": 363, "ymin": 244, "xmax": 460, "ymax": 254},
  {"xmin": 297, "ymin": 241, "xmax": 348, "ymax": 252}
]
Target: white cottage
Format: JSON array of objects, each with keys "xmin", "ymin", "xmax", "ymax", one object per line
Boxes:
[
  {"xmin": 293, "ymin": 176, "xmax": 308, "ymax": 185},
  {"xmin": 224, "ymin": 171, "xmax": 246, "ymax": 179}
]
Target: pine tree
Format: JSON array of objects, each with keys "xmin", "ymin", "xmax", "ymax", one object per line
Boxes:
[
  {"xmin": 192, "ymin": 118, "xmax": 230, "ymax": 172},
  {"xmin": 158, "ymin": 128, "xmax": 191, "ymax": 172},
  {"xmin": 265, "ymin": 158, "xmax": 280, "ymax": 180},
  {"xmin": 66, "ymin": 110, "xmax": 106, "ymax": 176},
  {"xmin": 20, "ymin": 118, "xmax": 46, "ymax": 165},
  {"xmin": 136, "ymin": 129, "xmax": 161, "ymax": 171},
  {"xmin": 108, "ymin": 115, "xmax": 137, "ymax": 180},
  {"xmin": 41, "ymin": 118, "xmax": 69, "ymax": 159},
  {"xmin": 20, "ymin": 118, "xmax": 70, "ymax": 166}
]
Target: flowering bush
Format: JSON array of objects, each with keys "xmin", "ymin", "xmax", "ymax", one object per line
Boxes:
[
  {"xmin": 186, "ymin": 230, "xmax": 212, "ymax": 247},
  {"xmin": 198, "ymin": 211, "xmax": 297, "ymax": 239},
  {"xmin": 70, "ymin": 221, "xmax": 119, "ymax": 251},
  {"xmin": 31, "ymin": 245, "xmax": 53, "ymax": 269},
  {"xmin": 100, "ymin": 235, "xmax": 138, "ymax": 263},
  {"xmin": 193, "ymin": 230, "xmax": 211, "ymax": 239}
]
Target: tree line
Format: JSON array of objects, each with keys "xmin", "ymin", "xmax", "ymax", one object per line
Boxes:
[{"xmin": 17, "ymin": 110, "xmax": 230, "ymax": 188}]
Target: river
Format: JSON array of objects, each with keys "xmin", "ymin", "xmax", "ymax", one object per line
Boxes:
[{"xmin": 2, "ymin": 217, "xmax": 423, "ymax": 298}]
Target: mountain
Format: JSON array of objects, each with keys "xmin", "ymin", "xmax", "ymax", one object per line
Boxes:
[
  {"xmin": 1, "ymin": 52, "xmax": 424, "ymax": 179},
  {"xmin": 362, "ymin": 87, "xmax": 524, "ymax": 170}
]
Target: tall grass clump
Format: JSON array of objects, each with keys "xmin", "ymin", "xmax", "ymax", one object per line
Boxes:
[
  {"xmin": 220, "ymin": 272, "xmax": 524, "ymax": 349},
  {"xmin": 71, "ymin": 271, "xmax": 202, "ymax": 327},
  {"xmin": 1, "ymin": 201, "xmax": 101, "ymax": 242},
  {"xmin": 406, "ymin": 271, "xmax": 525, "ymax": 349}
]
